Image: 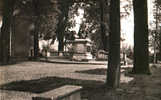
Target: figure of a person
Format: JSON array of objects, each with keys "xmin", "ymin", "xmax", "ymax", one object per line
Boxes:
[{"xmin": 123, "ymin": 51, "xmax": 126, "ymax": 65}]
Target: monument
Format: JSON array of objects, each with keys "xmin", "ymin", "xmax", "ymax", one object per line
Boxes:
[{"xmin": 66, "ymin": 38, "xmax": 93, "ymax": 61}]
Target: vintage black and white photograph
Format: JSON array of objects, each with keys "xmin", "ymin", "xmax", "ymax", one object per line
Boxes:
[{"xmin": 0, "ymin": 0, "xmax": 161, "ymax": 100}]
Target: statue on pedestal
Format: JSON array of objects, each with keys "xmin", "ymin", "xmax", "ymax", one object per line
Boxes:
[{"xmin": 65, "ymin": 31, "xmax": 93, "ymax": 61}]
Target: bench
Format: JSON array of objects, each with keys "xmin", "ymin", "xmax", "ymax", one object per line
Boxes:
[{"xmin": 32, "ymin": 85, "xmax": 82, "ymax": 100}]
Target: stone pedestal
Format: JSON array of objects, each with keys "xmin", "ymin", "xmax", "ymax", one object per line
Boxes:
[
  {"xmin": 96, "ymin": 50, "xmax": 108, "ymax": 60},
  {"xmin": 68, "ymin": 39, "xmax": 93, "ymax": 61},
  {"xmin": 33, "ymin": 85, "xmax": 82, "ymax": 100}
]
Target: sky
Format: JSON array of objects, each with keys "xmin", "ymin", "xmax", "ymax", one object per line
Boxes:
[
  {"xmin": 0, "ymin": 16, "xmax": 2, "ymax": 27},
  {"xmin": 148, "ymin": 0, "xmax": 155, "ymax": 29},
  {"xmin": 120, "ymin": 0, "xmax": 134, "ymax": 47}
]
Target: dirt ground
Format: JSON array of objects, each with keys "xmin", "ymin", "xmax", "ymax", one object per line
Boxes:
[
  {"xmin": 0, "ymin": 61, "xmax": 161, "ymax": 100},
  {"xmin": 87, "ymin": 64, "xmax": 161, "ymax": 100}
]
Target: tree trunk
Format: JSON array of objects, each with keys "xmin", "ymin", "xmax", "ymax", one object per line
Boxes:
[
  {"xmin": 159, "ymin": 31, "xmax": 161, "ymax": 60},
  {"xmin": 57, "ymin": 17, "xmax": 66, "ymax": 52},
  {"xmin": 33, "ymin": 0, "xmax": 40, "ymax": 59},
  {"xmin": 106, "ymin": 0, "xmax": 120, "ymax": 88},
  {"xmin": 100, "ymin": 0, "xmax": 107, "ymax": 51},
  {"xmin": 58, "ymin": 37, "xmax": 64, "ymax": 52},
  {"xmin": 0, "ymin": 0, "xmax": 15, "ymax": 64},
  {"xmin": 56, "ymin": 1, "xmax": 71, "ymax": 52},
  {"xmin": 132, "ymin": 0, "xmax": 150, "ymax": 74},
  {"xmin": 33, "ymin": 23, "xmax": 39, "ymax": 58}
]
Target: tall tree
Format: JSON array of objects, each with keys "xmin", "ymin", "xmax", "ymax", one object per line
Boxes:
[
  {"xmin": 132, "ymin": 0, "xmax": 150, "ymax": 74},
  {"xmin": 0, "ymin": 0, "xmax": 15, "ymax": 64},
  {"xmin": 31, "ymin": 0, "xmax": 58, "ymax": 58},
  {"xmin": 100, "ymin": 0, "xmax": 109, "ymax": 51},
  {"xmin": 160, "ymin": 28, "xmax": 161, "ymax": 60},
  {"xmin": 32, "ymin": 0, "xmax": 40, "ymax": 59},
  {"xmin": 56, "ymin": 0, "xmax": 73, "ymax": 52},
  {"xmin": 106, "ymin": 0, "xmax": 121, "ymax": 88}
]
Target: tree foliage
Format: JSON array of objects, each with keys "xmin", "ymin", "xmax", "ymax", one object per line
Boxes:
[
  {"xmin": 67, "ymin": 0, "xmax": 110, "ymax": 51},
  {"xmin": 55, "ymin": 0, "xmax": 74, "ymax": 52},
  {"xmin": 120, "ymin": 0, "xmax": 132, "ymax": 18},
  {"xmin": 14, "ymin": 0, "xmax": 58, "ymax": 40},
  {"xmin": 153, "ymin": 0, "xmax": 161, "ymax": 60}
]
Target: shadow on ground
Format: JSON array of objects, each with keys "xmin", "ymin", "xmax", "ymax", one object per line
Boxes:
[
  {"xmin": 76, "ymin": 68, "xmax": 107, "ymax": 75},
  {"xmin": 0, "ymin": 67, "xmax": 133, "ymax": 94},
  {"xmin": 1, "ymin": 66, "xmax": 160, "ymax": 100},
  {"xmin": 89, "ymin": 66, "xmax": 161, "ymax": 100},
  {"xmin": 75, "ymin": 67, "xmax": 132, "ymax": 75},
  {"xmin": 0, "ymin": 77, "xmax": 104, "ymax": 94}
]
